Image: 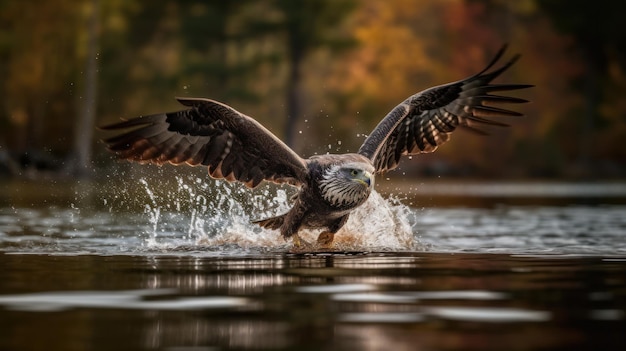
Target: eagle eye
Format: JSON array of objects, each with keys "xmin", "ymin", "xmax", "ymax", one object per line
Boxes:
[{"xmin": 350, "ymin": 169, "xmax": 358, "ymax": 176}]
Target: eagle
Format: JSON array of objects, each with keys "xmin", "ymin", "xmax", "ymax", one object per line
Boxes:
[{"xmin": 101, "ymin": 46, "xmax": 531, "ymax": 249}]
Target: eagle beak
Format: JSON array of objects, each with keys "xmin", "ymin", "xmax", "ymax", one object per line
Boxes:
[{"xmin": 356, "ymin": 171, "xmax": 372, "ymax": 187}]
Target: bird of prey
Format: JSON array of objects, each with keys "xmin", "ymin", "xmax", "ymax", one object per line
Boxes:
[{"xmin": 101, "ymin": 46, "xmax": 531, "ymax": 249}]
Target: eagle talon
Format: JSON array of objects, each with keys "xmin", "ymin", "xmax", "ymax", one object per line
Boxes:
[
  {"xmin": 290, "ymin": 234, "xmax": 312, "ymax": 251},
  {"xmin": 292, "ymin": 234, "xmax": 303, "ymax": 248},
  {"xmin": 316, "ymin": 231, "xmax": 335, "ymax": 249}
]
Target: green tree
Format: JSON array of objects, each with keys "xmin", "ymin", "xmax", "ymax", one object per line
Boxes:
[
  {"xmin": 183, "ymin": 0, "xmax": 299, "ymax": 104},
  {"xmin": 273, "ymin": 0, "xmax": 356, "ymax": 148},
  {"xmin": 0, "ymin": 0, "xmax": 80, "ymax": 155}
]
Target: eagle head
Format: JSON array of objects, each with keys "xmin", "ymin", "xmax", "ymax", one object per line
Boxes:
[{"xmin": 319, "ymin": 162, "xmax": 374, "ymax": 208}]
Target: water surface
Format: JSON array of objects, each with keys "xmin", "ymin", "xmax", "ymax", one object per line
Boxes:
[{"xmin": 1, "ymin": 177, "xmax": 625, "ymax": 350}]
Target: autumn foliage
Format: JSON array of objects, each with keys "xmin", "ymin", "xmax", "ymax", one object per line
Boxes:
[{"xmin": 0, "ymin": 0, "xmax": 623, "ymax": 179}]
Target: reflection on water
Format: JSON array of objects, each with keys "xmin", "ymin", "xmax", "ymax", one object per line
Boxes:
[
  {"xmin": 0, "ymin": 253, "xmax": 624, "ymax": 350},
  {"xmin": 1, "ymin": 178, "xmax": 625, "ymax": 350}
]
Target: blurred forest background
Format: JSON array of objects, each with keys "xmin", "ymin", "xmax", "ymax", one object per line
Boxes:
[{"xmin": 1, "ymin": 0, "xmax": 625, "ymax": 180}]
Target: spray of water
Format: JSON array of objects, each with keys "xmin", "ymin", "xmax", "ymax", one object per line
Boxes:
[{"xmin": 131, "ymin": 172, "xmax": 423, "ymax": 253}]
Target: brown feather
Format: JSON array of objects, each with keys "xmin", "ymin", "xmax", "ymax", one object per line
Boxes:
[
  {"xmin": 358, "ymin": 45, "xmax": 532, "ymax": 173},
  {"xmin": 101, "ymin": 98, "xmax": 308, "ymax": 188}
]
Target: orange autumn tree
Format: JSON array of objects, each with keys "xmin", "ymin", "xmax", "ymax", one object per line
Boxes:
[{"xmin": 321, "ymin": 0, "xmax": 581, "ymax": 178}]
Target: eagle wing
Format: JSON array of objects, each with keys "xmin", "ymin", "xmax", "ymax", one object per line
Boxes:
[
  {"xmin": 357, "ymin": 45, "xmax": 532, "ymax": 173},
  {"xmin": 101, "ymin": 97, "xmax": 308, "ymax": 188}
]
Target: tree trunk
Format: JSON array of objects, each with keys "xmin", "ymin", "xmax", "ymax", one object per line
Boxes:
[
  {"xmin": 578, "ymin": 45, "xmax": 601, "ymax": 177},
  {"xmin": 285, "ymin": 44, "xmax": 303, "ymax": 149},
  {"xmin": 72, "ymin": 0, "xmax": 99, "ymax": 177}
]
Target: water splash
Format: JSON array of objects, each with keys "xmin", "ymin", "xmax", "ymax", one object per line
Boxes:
[
  {"xmin": 139, "ymin": 178, "xmax": 160, "ymax": 246},
  {"xmin": 133, "ymin": 174, "xmax": 423, "ymax": 252},
  {"xmin": 340, "ymin": 192, "xmax": 422, "ymax": 251}
]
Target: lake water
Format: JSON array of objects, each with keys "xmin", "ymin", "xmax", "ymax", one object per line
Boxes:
[{"xmin": 1, "ymin": 174, "xmax": 625, "ymax": 350}]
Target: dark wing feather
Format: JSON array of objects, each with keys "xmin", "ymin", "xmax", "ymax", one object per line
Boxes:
[
  {"xmin": 358, "ymin": 45, "xmax": 532, "ymax": 173},
  {"xmin": 101, "ymin": 97, "xmax": 308, "ymax": 188}
]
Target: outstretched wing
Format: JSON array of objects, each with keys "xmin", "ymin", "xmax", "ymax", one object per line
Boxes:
[
  {"xmin": 358, "ymin": 45, "xmax": 532, "ymax": 173},
  {"xmin": 101, "ymin": 97, "xmax": 308, "ymax": 188}
]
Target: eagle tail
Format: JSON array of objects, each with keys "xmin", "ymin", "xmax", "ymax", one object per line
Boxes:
[{"xmin": 252, "ymin": 214, "xmax": 285, "ymax": 230}]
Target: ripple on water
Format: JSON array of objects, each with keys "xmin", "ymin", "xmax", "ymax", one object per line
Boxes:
[{"xmin": 0, "ymin": 289, "xmax": 247, "ymax": 312}]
